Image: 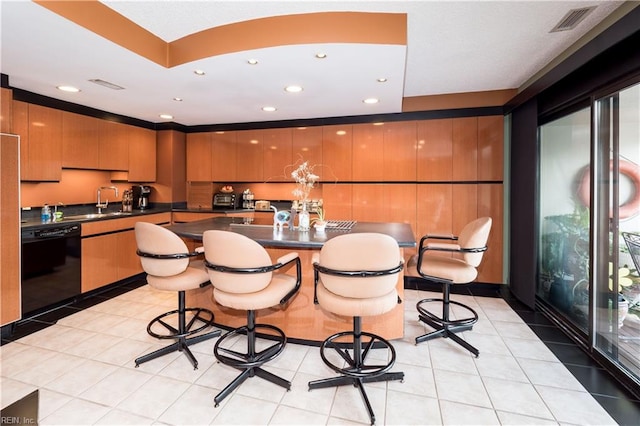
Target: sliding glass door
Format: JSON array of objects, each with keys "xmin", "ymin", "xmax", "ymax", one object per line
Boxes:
[
  {"xmin": 593, "ymin": 82, "xmax": 640, "ymax": 382},
  {"xmin": 538, "ymin": 81, "xmax": 640, "ymax": 387},
  {"xmin": 538, "ymin": 107, "xmax": 591, "ymax": 334}
]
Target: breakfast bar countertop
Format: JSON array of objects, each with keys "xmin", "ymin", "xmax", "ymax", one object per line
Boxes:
[{"xmin": 167, "ymin": 216, "xmax": 416, "ymax": 249}]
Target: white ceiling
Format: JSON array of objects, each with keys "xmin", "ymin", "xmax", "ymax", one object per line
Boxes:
[{"xmin": 0, "ymin": 1, "xmax": 628, "ymax": 126}]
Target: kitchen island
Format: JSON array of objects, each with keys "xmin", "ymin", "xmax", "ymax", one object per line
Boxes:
[{"xmin": 169, "ymin": 216, "xmax": 415, "ymax": 344}]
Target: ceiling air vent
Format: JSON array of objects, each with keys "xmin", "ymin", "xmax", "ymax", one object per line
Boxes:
[
  {"xmin": 88, "ymin": 79, "xmax": 125, "ymax": 90},
  {"xmin": 550, "ymin": 6, "xmax": 596, "ymax": 32}
]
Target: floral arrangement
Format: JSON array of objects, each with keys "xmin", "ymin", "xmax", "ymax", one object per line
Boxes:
[{"xmin": 291, "ymin": 161, "xmax": 319, "ymax": 202}]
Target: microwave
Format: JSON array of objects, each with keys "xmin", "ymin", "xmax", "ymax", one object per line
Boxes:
[{"xmin": 213, "ymin": 193, "xmax": 237, "ymax": 208}]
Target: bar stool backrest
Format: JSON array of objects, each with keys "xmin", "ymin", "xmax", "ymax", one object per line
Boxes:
[
  {"xmin": 135, "ymin": 222, "xmax": 189, "ymax": 277},
  {"xmin": 458, "ymin": 217, "xmax": 492, "ymax": 267}
]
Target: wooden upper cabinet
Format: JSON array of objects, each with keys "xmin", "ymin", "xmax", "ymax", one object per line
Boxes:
[
  {"xmin": 292, "ymin": 126, "xmax": 322, "ymax": 177},
  {"xmin": 352, "ymin": 123, "xmax": 384, "ymax": 181},
  {"xmin": 14, "ymin": 102, "xmax": 62, "ymax": 181},
  {"xmin": 1, "ymin": 88, "xmax": 12, "ymax": 133},
  {"xmin": 62, "ymin": 111, "xmax": 99, "ymax": 169},
  {"xmin": 383, "ymin": 121, "xmax": 417, "ymax": 181},
  {"xmin": 212, "ymin": 131, "xmax": 237, "ymax": 182},
  {"xmin": 417, "ymin": 119, "xmax": 453, "ymax": 181},
  {"xmin": 236, "ymin": 130, "xmax": 264, "ymax": 182},
  {"xmin": 98, "ymin": 120, "xmax": 129, "ymax": 171},
  {"xmin": 478, "ymin": 115, "xmax": 504, "ymax": 181},
  {"xmin": 322, "ymin": 124, "xmax": 352, "ymax": 181},
  {"xmin": 186, "ymin": 132, "xmax": 212, "ymax": 182},
  {"xmin": 452, "ymin": 117, "xmax": 478, "ymax": 181},
  {"xmin": 128, "ymin": 126, "xmax": 156, "ymax": 182},
  {"xmin": 262, "ymin": 128, "xmax": 292, "ymax": 181}
]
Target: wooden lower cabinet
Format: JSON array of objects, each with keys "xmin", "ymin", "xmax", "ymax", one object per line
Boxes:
[{"xmin": 81, "ymin": 212, "xmax": 171, "ymax": 292}]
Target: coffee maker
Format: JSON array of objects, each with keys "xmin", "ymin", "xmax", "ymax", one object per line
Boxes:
[{"xmin": 132, "ymin": 185, "xmax": 152, "ymax": 210}]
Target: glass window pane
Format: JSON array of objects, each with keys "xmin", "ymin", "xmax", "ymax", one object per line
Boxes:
[{"xmin": 538, "ymin": 107, "xmax": 591, "ymax": 333}]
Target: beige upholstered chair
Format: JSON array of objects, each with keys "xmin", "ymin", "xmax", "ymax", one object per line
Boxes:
[
  {"xmin": 405, "ymin": 217, "xmax": 492, "ymax": 357},
  {"xmin": 134, "ymin": 222, "xmax": 219, "ymax": 369},
  {"xmin": 202, "ymin": 230, "xmax": 301, "ymax": 407},
  {"xmin": 308, "ymin": 233, "xmax": 405, "ymax": 425}
]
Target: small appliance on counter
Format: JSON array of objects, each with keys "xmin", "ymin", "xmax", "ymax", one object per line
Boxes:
[
  {"xmin": 132, "ymin": 185, "xmax": 152, "ymax": 210},
  {"xmin": 242, "ymin": 189, "xmax": 255, "ymax": 209},
  {"xmin": 213, "ymin": 191, "xmax": 238, "ymax": 209}
]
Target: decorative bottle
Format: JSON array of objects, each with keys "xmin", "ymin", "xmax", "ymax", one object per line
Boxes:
[
  {"xmin": 298, "ymin": 202, "xmax": 310, "ymax": 231},
  {"xmin": 41, "ymin": 204, "xmax": 51, "ymax": 223}
]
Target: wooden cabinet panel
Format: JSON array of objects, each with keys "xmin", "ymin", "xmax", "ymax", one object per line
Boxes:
[
  {"xmin": 292, "ymin": 127, "xmax": 322, "ymax": 175},
  {"xmin": 452, "ymin": 117, "xmax": 477, "ymax": 181},
  {"xmin": 13, "ymin": 101, "xmax": 29, "ymax": 179},
  {"xmin": 212, "ymin": 131, "xmax": 237, "ymax": 182},
  {"xmin": 262, "ymin": 128, "xmax": 292, "ymax": 181},
  {"xmin": 478, "ymin": 115, "xmax": 504, "ymax": 181},
  {"xmin": 352, "ymin": 184, "xmax": 385, "ymax": 222},
  {"xmin": 382, "ymin": 184, "xmax": 416, "ymax": 225},
  {"xmin": 1, "ymin": 134, "xmax": 21, "ymax": 325},
  {"xmin": 452, "ymin": 184, "xmax": 478, "ymax": 233},
  {"xmin": 383, "ymin": 121, "xmax": 417, "ymax": 181},
  {"xmin": 1, "ymin": 88, "xmax": 12, "ymax": 133},
  {"xmin": 417, "ymin": 119, "xmax": 452, "ymax": 181},
  {"xmin": 352, "ymin": 123, "xmax": 384, "ymax": 181},
  {"xmin": 98, "ymin": 120, "xmax": 129, "ymax": 171},
  {"xmin": 321, "ymin": 183, "xmax": 352, "ymax": 220},
  {"xmin": 416, "ymin": 184, "xmax": 453, "ymax": 242},
  {"xmin": 186, "ymin": 132, "xmax": 212, "ymax": 182},
  {"xmin": 128, "ymin": 126, "xmax": 156, "ymax": 182},
  {"xmin": 117, "ymin": 230, "xmax": 142, "ymax": 280},
  {"xmin": 478, "ymin": 183, "xmax": 504, "ymax": 283},
  {"xmin": 236, "ymin": 130, "xmax": 264, "ymax": 182},
  {"xmin": 322, "ymin": 125, "xmax": 352, "ymax": 181},
  {"xmin": 16, "ymin": 103, "xmax": 62, "ymax": 181},
  {"xmin": 82, "ymin": 233, "xmax": 119, "ymax": 292},
  {"xmin": 62, "ymin": 111, "xmax": 99, "ymax": 169},
  {"xmin": 81, "ymin": 213, "xmax": 171, "ymax": 292}
]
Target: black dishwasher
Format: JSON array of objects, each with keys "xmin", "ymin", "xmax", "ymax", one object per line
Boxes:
[{"xmin": 21, "ymin": 223, "xmax": 81, "ymax": 317}]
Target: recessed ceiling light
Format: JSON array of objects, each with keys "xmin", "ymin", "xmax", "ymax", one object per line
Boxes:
[
  {"xmin": 173, "ymin": 97, "xmax": 183, "ymax": 102},
  {"xmin": 315, "ymin": 53, "xmax": 327, "ymax": 59},
  {"xmin": 285, "ymin": 85, "xmax": 303, "ymax": 93},
  {"xmin": 247, "ymin": 59, "xmax": 258, "ymax": 65},
  {"xmin": 57, "ymin": 85, "xmax": 80, "ymax": 93},
  {"xmin": 159, "ymin": 114, "xmax": 173, "ymax": 120},
  {"xmin": 262, "ymin": 106, "xmax": 277, "ymax": 112},
  {"xmin": 363, "ymin": 98, "xmax": 379, "ymax": 104},
  {"xmin": 194, "ymin": 69, "xmax": 205, "ymax": 76},
  {"xmin": 377, "ymin": 78, "xmax": 387, "ymax": 83}
]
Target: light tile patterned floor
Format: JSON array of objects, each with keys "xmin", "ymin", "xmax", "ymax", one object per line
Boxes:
[{"xmin": 1, "ymin": 286, "xmax": 617, "ymax": 425}]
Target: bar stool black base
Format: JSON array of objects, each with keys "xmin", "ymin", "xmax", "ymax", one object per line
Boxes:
[
  {"xmin": 135, "ymin": 291, "xmax": 219, "ymax": 370},
  {"xmin": 308, "ymin": 319, "xmax": 404, "ymax": 425},
  {"xmin": 415, "ymin": 294, "xmax": 479, "ymax": 357},
  {"xmin": 213, "ymin": 310, "xmax": 290, "ymax": 407}
]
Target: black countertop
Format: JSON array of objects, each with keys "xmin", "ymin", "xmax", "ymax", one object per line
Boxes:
[
  {"xmin": 20, "ymin": 208, "xmax": 172, "ymax": 231},
  {"xmin": 168, "ymin": 216, "xmax": 416, "ymax": 249}
]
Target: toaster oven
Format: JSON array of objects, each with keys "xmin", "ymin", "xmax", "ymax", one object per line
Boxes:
[{"xmin": 213, "ymin": 193, "xmax": 237, "ymax": 208}]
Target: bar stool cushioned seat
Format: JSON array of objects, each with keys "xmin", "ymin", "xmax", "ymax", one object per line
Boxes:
[
  {"xmin": 134, "ymin": 222, "xmax": 220, "ymax": 369},
  {"xmin": 405, "ymin": 217, "xmax": 492, "ymax": 357},
  {"xmin": 203, "ymin": 230, "xmax": 301, "ymax": 407},
  {"xmin": 308, "ymin": 233, "xmax": 405, "ymax": 425}
]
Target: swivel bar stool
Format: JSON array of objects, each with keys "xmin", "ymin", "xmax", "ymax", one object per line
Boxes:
[
  {"xmin": 202, "ymin": 230, "xmax": 301, "ymax": 407},
  {"xmin": 308, "ymin": 233, "xmax": 405, "ymax": 425},
  {"xmin": 405, "ymin": 217, "xmax": 492, "ymax": 357},
  {"xmin": 134, "ymin": 222, "xmax": 220, "ymax": 369}
]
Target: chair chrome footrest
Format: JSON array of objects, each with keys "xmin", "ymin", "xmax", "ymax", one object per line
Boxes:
[
  {"xmin": 214, "ymin": 323, "xmax": 286, "ymax": 369},
  {"xmin": 416, "ymin": 298, "xmax": 479, "ymax": 328},
  {"xmin": 319, "ymin": 330, "xmax": 398, "ymax": 379},
  {"xmin": 147, "ymin": 307, "xmax": 215, "ymax": 340}
]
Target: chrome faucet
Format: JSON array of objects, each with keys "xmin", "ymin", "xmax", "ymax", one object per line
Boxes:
[{"xmin": 97, "ymin": 186, "xmax": 118, "ymax": 214}]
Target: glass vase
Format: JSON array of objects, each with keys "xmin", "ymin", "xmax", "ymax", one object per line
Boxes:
[{"xmin": 298, "ymin": 203, "xmax": 310, "ymax": 231}]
